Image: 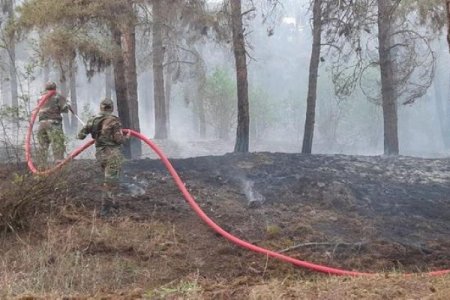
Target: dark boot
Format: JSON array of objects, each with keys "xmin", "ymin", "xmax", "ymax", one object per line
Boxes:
[
  {"xmin": 99, "ymin": 187, "xmax": 114, "ymax": 217},
  {"xmin": 99, "ymin": 199, "xmax": 113, "ymax": 217}
]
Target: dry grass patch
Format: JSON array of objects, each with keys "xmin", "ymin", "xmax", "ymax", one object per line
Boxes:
[
  {"xmin": 0, "ymin": 216, "xmax": 182, "ymax": 298},
  {"xmin": 247, "ymin": 274, "xmax": 450, "ymax": 299},
  {"xmin": 0, "ymin": 167, "xmax": 74, "ymax": 232},
  {"xmin": 144, "ymin": 273, "xmax": 203, "ymax": 299}
]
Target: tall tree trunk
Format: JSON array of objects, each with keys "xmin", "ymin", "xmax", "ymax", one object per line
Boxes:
[
  {"xmin": 0, "ymin": 51, "xmax": 10, "ymax": 106},
  {"xmin": 122, "ymin": 13, "xmax": 142, "ymax": 158},
  {"xmin": 446, "ymin": 0, "xmax": 450, "ymax": 51},
  {"xmin": 196, "ymin": 50, "xmax": 207, "ymax": 138},
  {"xmin": 230, "ymin": 0, "xmax": 249, "ymax": 152},
  {"xmin": 165, "ymin": 72, "xmax": 171, "ymax": 136},
  {"xmin": 431, "ymin": 56, "xmax": 450, "ymax": 149},
  {"xmin": 377, "ymin": 0, "xmax": 398, "ymax": 155},
  {"xmin": 105, "ymin": 65, "xmax": 113, "ymax": 99},
  {"xmin": 140, "ymin": 71, "xmax": 153, "ymax": 130},
  {"xmin": 301, "ymin": 0, "xmax": 322, "ymax": 154},
  {"xmin": 434, "ymin": 83, "xmax": 450, "ymax": 149},
  {"xmin": 6, "ymin": 0, "xmax": 18, "ymax": 111},
  {"xmin": 190, "ymin": 48, "xmax": 207, "ymax": 138},
  {"xmin": 68, "ymin": 58, "xmax": 78, "ymax": 133},
  {"xmin": 198, "ymin": 98, "xmax": 206, "ymax": 138},
  {"xmin": 196, "ymin": 85, "xmax": 206, "ymax": 138},
  {"xmin": 111, "ymin": 24, "xmax": 132, "ymax": 158},
  {"xmin": 43, "ymin": 59, "xmax": 50, "ymax": 83},
  {"xmin": 445, "ymin": 0, "xmax": 450, "ymax": 150},
  {"xmin": 8, "ymin": 44, "xmax": 18, "ymax": 109},
  {"xmin": 152, "ymin": 0, "xmax": 168, "ymax": 139},
  {"xmin": 59, "ymin": 66, "xmax": 70, "ymax": 134}
]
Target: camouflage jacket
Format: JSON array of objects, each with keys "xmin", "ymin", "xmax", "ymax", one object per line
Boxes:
[
  {"xmin": 38, "ymin": 92, "xmax": 69, "ymax": 122},
  {"xmin": 77, "ymin": 112, "xmax": 126, "ymax": 149}
]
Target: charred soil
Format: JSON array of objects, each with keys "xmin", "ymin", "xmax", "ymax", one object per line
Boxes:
[{"xmin": 2, "ymin": 152, "xmax": 450, "ymax": 298}]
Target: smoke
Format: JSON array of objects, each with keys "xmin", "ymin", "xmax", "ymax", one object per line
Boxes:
[
  {"xmin": 241, "ymin": 179, "xmax": 265, "ymax": 207},
  {"xmin": 2, "ymin": 1, "xmax": 450, "ymax": 159}
]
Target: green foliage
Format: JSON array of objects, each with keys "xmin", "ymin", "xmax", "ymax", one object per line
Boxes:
[
  {"xmin": 315, "ymin": 67, "xmax": 384, "ymax": 153},
  {"xmin": 16, "ymin": 0, "xmax": 137, "ymax": 30},
  {"xmin": 205, "ymin": 67, "xmax": 235, "ymax": 101},
  {"xmin": 11, "ymin": 172, "xmax": 26, "ymax": 185},
  {"xmin": 15, "ymin": 0, "xmax": 134, "ymax": 74},
  {"xmin": 249, "ymin": 86, "xmax": 279, "ymax": 141},
  {"xmin": 204, "ymin": 67, "xmax": 236, "ymax": 139},
  {"xmin": 202, "ymin": 66, "xmax": 289, "ymax": 141},
  {"xmin": 0, "ymin": 103, "xmax": 28, "ymax": 122},
  {"xmin": 327, "ymin": 0, "xmax": 438, "ymax": 105},
  {"xmin": 397, "ymin": 0, "xmax": 445, "ymax": 33}
]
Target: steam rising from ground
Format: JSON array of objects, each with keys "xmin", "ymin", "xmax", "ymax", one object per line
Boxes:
[{"xmin": 241, "ymin": 179, "xmax": 265, "ymax": 207}]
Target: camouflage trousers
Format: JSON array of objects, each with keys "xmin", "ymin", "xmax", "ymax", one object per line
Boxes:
[
  {"xmin": 95, "ymin": 146, "xmax": 123, "ymax": 215},
  {"xmin": 95, "ymin": 146, "xmax": 123, "ymax": 184},
  {"xmin": 37, "ymin": 119, "xmax": 66, "ymax": 163}
]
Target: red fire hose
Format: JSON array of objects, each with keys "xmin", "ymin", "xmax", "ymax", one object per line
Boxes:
[{"xmin": 25, "ymin": 91, "xmax": 450, "ymax": 276}]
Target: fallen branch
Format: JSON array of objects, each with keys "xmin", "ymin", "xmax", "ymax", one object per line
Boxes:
[
  {"xmin": 279, "ymin": 241, "xmax": 367, "ymax": 253},
  {"xmin": 392, "ymin": 241, "xmax": 433, "ymax": 256}
]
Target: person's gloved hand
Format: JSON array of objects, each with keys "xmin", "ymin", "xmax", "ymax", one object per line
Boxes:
[{"xmin": 77, "ymin": 132, "xmax": 86, "ymax": 140}]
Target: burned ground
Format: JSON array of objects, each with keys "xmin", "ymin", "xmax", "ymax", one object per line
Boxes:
[
  {"xmin": 2, "ymin": 152, "xmax": 450, "ymax": 298},
  {"xmin": 120, "ymin": 153, "xmax": 450, "ymax": 273}
]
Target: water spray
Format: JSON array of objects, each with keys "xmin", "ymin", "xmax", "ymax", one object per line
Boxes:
[{"xmin": 68, "ymin": 106, "xmax": 86, "ymax": 126}]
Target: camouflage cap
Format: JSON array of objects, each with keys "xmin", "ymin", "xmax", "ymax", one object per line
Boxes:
[
  {"xmin": 45, "ymin": 81, "xmax": 57, "ymax": 91},
  {"xmin": 100, "ymin": 98, "xmax": 114, "ymax": 112}
]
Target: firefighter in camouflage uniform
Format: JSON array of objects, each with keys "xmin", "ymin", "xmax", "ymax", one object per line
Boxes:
[
  {"xmin": 77, "ymin": 98, "xmax": 129, "ymax": 215},
  {"xmin": 37, "ymin": 81, "xmax": 69, "ymax": 165}
]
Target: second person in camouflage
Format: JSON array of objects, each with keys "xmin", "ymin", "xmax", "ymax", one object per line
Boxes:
[
  {"xmin": 37, "ymin": 81, "xmax": 69, "ymax": 165},
  {"xmin": 77, "ymin": 98, "xmax": 130, "ymax": 215}
]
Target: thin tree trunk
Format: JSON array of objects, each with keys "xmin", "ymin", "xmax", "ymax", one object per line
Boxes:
[
  {"xmin": 43, "ymin": 59, "xmax": 50, "ymax": 83},
  {"xmin": 196, "ymin": 49, "xmax": 207, "ymax": 138},
  {"xmin": 8, "ymin": 44, "xmax": 18, "ymax": 109},
  {"xmin": 446, "ymin": 0, "xmax": 450, "ymax": 51},
  {"xmin": 444, "ymin": 0, "xmax": 450, "ymax": 150},
  {"xmin": 198, "ymin": 93, "xmax": 206, "ymax": 138},
  {"xmin": 140, "ymin": 71, "xmax": 153, "ymax": 130},
  {"xmin": 111, "ymin": 24, "xmax": 132, "ymax": 158},
  {"xmin": 165, "ymin": 72, "xmax": 171, "ymax": 136},
  {"xmin": 190, "ymin": 48, "xmax": 207, "ymax": 138},
  {"xmin": 230, "ymin": 0, "xmax": 249, "ymax": 152},
  {"xmin": 59, "ymin": 66, "xmax": 70, "ymax": 134},
  {"xmin": 152, "ymin": 0, "xmax": 168, "ymax": 139},
  {"xmin": 122, "ymin": 15, "xmax": 142, "ymax": 158},
  {"xmin": 378, "ymin": 0, "xmax": 398, "ymax": 155},
  {"xmin": 0, "ymin": 52, "xmax": 10, "ymax": 106},
  {"xmin": 68, "ymin": 58, "xmax": 78, "ymax": 133},
  {"xmin": 105, "ymin": 65, "xmax": 113, "ymax": 99},
  {"xmin": 301, "ymin": 0, "xmax": 322, "ymax": 154},
  {"xmin": 446, "ymin": 72, "xmax": 450, "ymax": 149},
  {"xmin": 431, "ymin": 61, "xmax": 450, "ymax": 149},
  {"xmin": 6, "ymin": 0, "xmax": 18, "ymax": 111}
]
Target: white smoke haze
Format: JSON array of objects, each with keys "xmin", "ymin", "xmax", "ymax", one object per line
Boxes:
[
  {"xmin": 242, "ymin": 179, "xmax": 265, "ymax": 206},
  {"xmin": 0, "ymin": 1, "xmax": 449, "ymax": 160}
]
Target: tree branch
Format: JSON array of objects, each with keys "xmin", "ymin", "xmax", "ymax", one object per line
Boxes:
[
  {"xmin": 279, "ymin": 241, "xmax": 367, "ymax": 253},
  {"xmin": 241, "ymin": 7, "xmax": 256, "ymax": 17},
  {"xmin": 320, "ymin": 43, "xmax": 343, "ymax": 53}
]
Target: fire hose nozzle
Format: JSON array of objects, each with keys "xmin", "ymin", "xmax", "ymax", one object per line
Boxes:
[{"xmin": 68, "ymin": 106, "xmax": 86, "ymax": 126}]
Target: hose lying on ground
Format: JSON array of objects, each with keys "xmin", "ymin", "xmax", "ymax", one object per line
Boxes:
[{"xmin": 24, "ymin": 91, "xmax": 450, "ymax": 276}]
